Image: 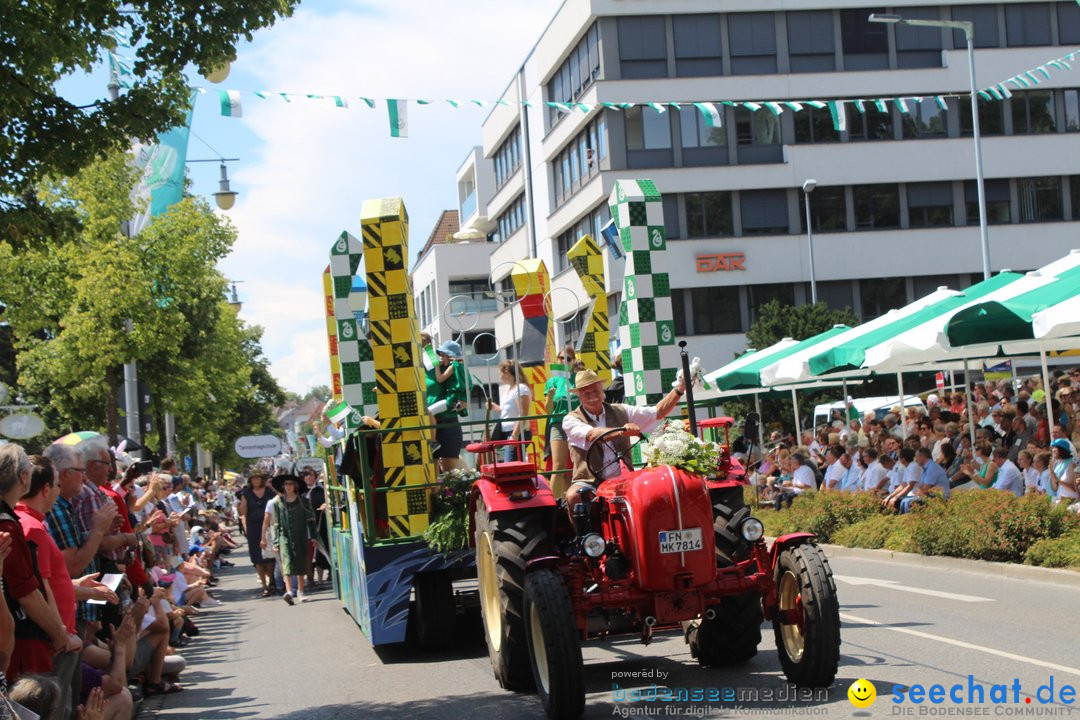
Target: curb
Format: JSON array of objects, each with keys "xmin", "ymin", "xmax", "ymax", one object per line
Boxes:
[{"xmin": 814, "ymin": 542, "xmax": 1080, "ymax": 588}]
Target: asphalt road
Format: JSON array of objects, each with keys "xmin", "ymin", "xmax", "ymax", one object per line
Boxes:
[{"xmin": 142, "ymin": 545, "xmax": 1080, "ymax": 720}]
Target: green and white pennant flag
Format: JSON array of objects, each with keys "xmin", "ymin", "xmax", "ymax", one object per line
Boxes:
[
  {"xmin": 422, "ymin": 344, "xmax": 438, "ymax": 372},
  {"xmin": 220, "ymin": 90, "xmax": 242, "ymax": 117},
  {"xmin": 827, "ymin": 100, "xmax": 846, "ymax": 131},
  {"xmin": 326, "ymin": 400, "xmax": 353, "ymax": 425},
  {"xmin": 387, "ymin": 99, "xmax": 408, "ymax": 138},
  {"xmin": 692, "ymin": 102, "xmax": 722, "ymax": 127}
]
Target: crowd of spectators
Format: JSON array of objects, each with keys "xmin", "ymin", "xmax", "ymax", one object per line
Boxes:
[
  {"xmin": 0, "ymin": 435, "xmax": 238, "ymax": 719},
  {"xmin": 755, "ymin": 369, "xmax": 1080, "ymax": 515}
]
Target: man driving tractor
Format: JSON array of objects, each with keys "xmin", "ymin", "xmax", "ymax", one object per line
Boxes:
[{"xmin": 561, "ymin": 369, "xmax": 686, "ymax": 518}]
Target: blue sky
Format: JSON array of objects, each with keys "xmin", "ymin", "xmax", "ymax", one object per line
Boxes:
[{"xmin": 59, "ymin": 0, "xmax": 562, "ymax": 393}]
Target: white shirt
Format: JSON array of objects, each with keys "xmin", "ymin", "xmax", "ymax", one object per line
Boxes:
[
  {"xmin": 499, "ymin": 383, "xmax": 532, "ymax": 432},
  {"xmin": 791, "ymin": 465, "xmax": 816, "ymax": 494},
  {"xmin": 862, "ymin": 461, "xmax": 887, "ymax": 492},
  {"xmin": 823, "ymin": 461, "xmax": 845, "ymax": 490},
  {"xmin": 993, "ymin": 459, "xmax": 1024, "ymax": 497},
  {"xmin": 317, "ymin": 424, "xmax": 345, "ymax": 448},
  {"xmin": 902, "ymin": 461, "xmax": 923, "ymax": 488},
  {"xmin": 563, "ymin": 403, "xmax": 662, "ymax": 480}
]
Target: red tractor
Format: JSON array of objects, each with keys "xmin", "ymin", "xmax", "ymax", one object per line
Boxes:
[{"xmin": 467, "ymin": 417, "xmax": 840, "ymax": 720}]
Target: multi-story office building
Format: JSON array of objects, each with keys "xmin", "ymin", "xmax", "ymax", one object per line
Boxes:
[{"xmin": 450, "ymin": 0, "xmax": 1080, "ymax": 367}]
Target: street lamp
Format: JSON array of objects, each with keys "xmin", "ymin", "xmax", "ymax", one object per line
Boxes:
[
  {"xmin": 802, "ymin": 179, "xmax": 818, "ymax": 305},
  {"xmin": 187, "ymin": 158, "xmax": 241, "ymax": 211},
  {"xmin": 869, "ymin": 13, "xmax": 991, "ymax": 280}
]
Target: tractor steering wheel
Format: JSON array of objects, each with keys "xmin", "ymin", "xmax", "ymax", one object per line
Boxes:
[{"xmin": 585, "ymin": 426, "xmax": 647, "ymax": 480}]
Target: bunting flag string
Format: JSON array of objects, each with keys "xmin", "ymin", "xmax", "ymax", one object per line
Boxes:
[{"xmin": 107, "ymin": 43, "xmax": 1080, "ymax": 138}]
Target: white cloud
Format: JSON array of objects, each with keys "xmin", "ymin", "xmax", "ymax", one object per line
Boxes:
[{"xmin": 213, "ymin": 0, "xmax": 561, "ymax": 393}]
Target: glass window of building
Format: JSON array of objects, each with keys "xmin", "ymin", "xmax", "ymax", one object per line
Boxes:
[
  {"xmin": 546, "ymin": 24, "xmax": 600, "ymax": 129},
  {"xmin": 680, "ymin": 103, "xmax": 727, "ymax": 166},
  {"xmin": 793, "ymin": 105, "xmax": 839, "ymax": 143},
  {"xmin": 841, "ymin": 8, "xmax": 888, "ymax": 70},
  {"xmin": 860, "ymin": 277, "xmax": 908, "ymax": 320},
  {"xmin": 1017, "ymin": 176, "xmax": 1064, "ymax": 222},
  {"xmin": 960, "ymin": 95, "xmax": 1005, "ymax": 136},
  {"xmin": 740, "ymin": 189, "xmax": 789, "ymax": 236},
  {"xmin": 846, "ymin": 103, "xmax": 894, "ymax": 141},
  {"xmin": 662, "ymin": 194, "xmax": 680, "ymax": 239},
  {"xmin": 618, "ymin": 16, "xmax": 667, "ymax": 79},
  {"xmin": 626, "ymin": 106, "xmax": 672, "ymax": 150},
  {"xmin": 553, "ymin": 116, "xmax": 607, "ymax": 207},
  {"xmin": 735, "ymin": 107, "xmax": 783, "ymax": 164},
  {"xmin": 907, "ymin": 182, "xmax": 954, "ymax": 228},
  {"xmin": 799, "ymin": 186, "xmax": 848, "ymax": 232},
  {"xmin": 748, "ymin": 283, "xmax": 796, "ymax": 324},
  {"xmin": 815, "ymin": 280, "xmax": 855, "ymax": 313},
  {"xmin": 902, "ymin": 98, "xmax": 948, "ymax": 139},
  {"xmin": 447, "ymin": 279, "xmax": 498, "ymax": 313},
  {"xmin": 496, "ymin": 194, "xmax": 527, "ymax": 242},
  {"xmin": 728, "ymin": 12, "xmax": 777, "ymax": 74},
  {"xmin": 964, "ymin": 179, "xmax": 1012, "ymax": 225},
  {"xmin": 787, "ymin": 10, "xmax": 836, "ymax": 73},
  {"xmin": 1070, "ymin": 176, "xmax": 1080, "ymax": 220},
  {"xmin": 895, "ymin": 7, "xmax": 944, "ymax": 68},
  {"xmin": 912, "ymin": 274, "xmax": 961, "ymax": 299},
  {"xmin": 1061, "ymin": 1, "xmax": 1080, "ymax": 44},
  {"xmin": 672, "ymin": 286, "xmax": 742, "ymax": 336},
  {"xmin": 854, "ymin": 184, "xmax": 901, "ymax": 229},
  {"xmin": 493, "ymin": 128, "xmax": 521, "ymax": 190},
  {"xmin": 1005, "ymin": 3, "xmax": 1053, "ymax": 46},
  {"xmin": 685, "ymin": 192, "xmax": 734, "ymax": 238},
  {"xmin": 1012, "ymin": 91, "xmax": 1057, "ymax": 134},
  {"xmin": 1065, "ymin": 89, "xmax": 1080, "ymax": 131},
  {"xmin": 951, "ymin": 5, "xmax": 1001, "ymax": 48},
  {"xmin": 673, "ymin": 14, "xmax": 723, "ymax": 77}
]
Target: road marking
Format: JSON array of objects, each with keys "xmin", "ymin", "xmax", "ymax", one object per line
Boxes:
[
  {"xmin": 834, "ymin": 575, "xmax": 993, "ymax": 603},
  {"xmin": 840, "ymin": 612, "xmax": 1080, "ymax": 678}
]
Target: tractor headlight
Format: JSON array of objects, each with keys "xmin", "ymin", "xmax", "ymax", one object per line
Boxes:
[
  {"xmin": 740, "ymin": 517, "xmax": 764, "ymax": 542},
  {"xmin": 582, "ymin": 533, "xmax": 606, "ymax": 558}
]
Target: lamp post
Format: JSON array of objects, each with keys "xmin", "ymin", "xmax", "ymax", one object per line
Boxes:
[
  {"xmin": 869, "ymin": 13, "xmax": 990, "ymax": 280},
  {"xmin": 186, "ymin": 158, "xmax": 241, "ymax": 210},
  {"xmin": 802, "ymin": 179, "xmax": 818, "ymax": 304}
]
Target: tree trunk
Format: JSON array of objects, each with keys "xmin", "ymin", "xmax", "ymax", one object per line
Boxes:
[
  {"xmin": 105, "ymin": 366, "xmax": 119, "ymax": 446},
  {"xmin": 155, "ymin": 403, "xmax": 166, "ymax": 460}
]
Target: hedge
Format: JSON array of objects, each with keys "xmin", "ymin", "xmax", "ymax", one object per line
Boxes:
[{"xmin": 753, "ymin": 487, "xmax": 1080, "ymax": 568}]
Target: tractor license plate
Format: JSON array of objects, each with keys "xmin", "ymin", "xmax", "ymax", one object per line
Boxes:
[{"xmin": 658, "ymin": 528, "xmax": 703, "ymax": 554}]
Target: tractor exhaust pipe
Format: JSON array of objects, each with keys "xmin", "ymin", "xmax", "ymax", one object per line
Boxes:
[
  {"xmin": 644, "ymin": 616, "xmax": 657, "ymax": 628},
  {"xmin": 679, "ymin": 341, "xmax": 697, "ymax": 435},
  {"xmin": 705, "ymin": 608, "xmax": 717, "ymax": 620}
]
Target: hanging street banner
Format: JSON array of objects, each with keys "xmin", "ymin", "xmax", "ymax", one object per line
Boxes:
[{"xmin": 129, "ymin": 91, "xmax": 198, "ymax": 235}]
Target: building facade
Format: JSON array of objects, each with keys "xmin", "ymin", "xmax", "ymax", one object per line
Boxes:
[{"xmin": 446, "ymin": 0, "xmax": 1080, "ymax": 371}]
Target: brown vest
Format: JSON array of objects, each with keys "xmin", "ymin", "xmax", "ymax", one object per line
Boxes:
[{"xmin": 567, "ymin": 403, "xmax": 633, "ymax": 482}]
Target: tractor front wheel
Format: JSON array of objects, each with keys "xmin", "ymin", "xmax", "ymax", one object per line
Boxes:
[
  {"xmin": 772, "ymin": 543, "xmax": 840, "ymax": 688},
  {"xmin": 475, "ymin": 497, "xmax": 548, "ymax": 690},
  {"xmin": 524, "ymin": 568, "xmax": 584, "ymax": 720},
  {"xmin": 684, "ymin": 592, "xmax": 763, "ymax": 666}
]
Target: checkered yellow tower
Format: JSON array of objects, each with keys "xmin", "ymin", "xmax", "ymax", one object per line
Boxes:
[
  {"xmin": 510, "ymin": 259, "xmax": 556, "ymax": 459},
  {"xmin": 361, "ymin": 198, "xmax": 433, "ymax": 538},
  {"xmin": 322, "ymin": 266, "xmax": 344, "ymax": 402},
  {"xmin": 566, "ymin": 234, "xmax": 611, "ymax": 385}
]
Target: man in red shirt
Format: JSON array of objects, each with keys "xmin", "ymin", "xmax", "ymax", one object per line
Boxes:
[
  {"xmin": 0, "ymin": 444, "xmax": 80, "ymax": 682},
  {"xmin": 101, "ymin": 457, "xmax": 148, "ymax": 591}
]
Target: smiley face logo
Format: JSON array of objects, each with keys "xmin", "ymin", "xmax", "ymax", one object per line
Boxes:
[{"xmin": 848, "ymin": 679, "xmax": 876, "ymax": 708}]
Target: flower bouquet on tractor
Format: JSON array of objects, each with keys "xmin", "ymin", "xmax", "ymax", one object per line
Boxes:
[{"xmin": 466, "ymin": 348, "xmax": 841, "ymax": 720}]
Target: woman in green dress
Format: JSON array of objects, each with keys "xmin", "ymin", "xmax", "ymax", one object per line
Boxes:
[{"xmin": 268, "ymin": 474, "xmax": 316, "ymax": 605}]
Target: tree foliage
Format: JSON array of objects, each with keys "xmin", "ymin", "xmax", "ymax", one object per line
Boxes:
[
  {"xmin": 1, "ymin": 0, "xmax": 298, "ymax": 233},
  {"xmin": 0, "ymin": 149, "xmax": 284, "ymax": 465},
  {"xmin": 746, "ymin": 300, "xmax": 858, "ymax": 350}
]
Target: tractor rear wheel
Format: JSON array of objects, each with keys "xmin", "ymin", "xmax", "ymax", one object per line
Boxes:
[
  {"xmin": 773, "ymin": 543, "xmax": 840, "ymax": 688},
  {"xmin": 525, "ymin": 568, "xmax": 584, "ymax": 720},
  {"xmin": 475, "ymin": 497, "xmax": 548, "ymax": 690},
  {"xmin": 684, "ymin": 592, "xmax": 763, "ymax": 666},
  {"xmin": 414, "ymin": 571, "xmax": 456, "ymax": 651}
]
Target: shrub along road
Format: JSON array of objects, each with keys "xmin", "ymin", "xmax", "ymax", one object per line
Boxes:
[{"xmin": 139, "ymin": 542, "xmax": 1080, "ymax": 719}]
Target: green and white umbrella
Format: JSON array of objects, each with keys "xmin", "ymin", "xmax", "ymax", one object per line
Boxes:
[
  {"xmin": 945, "ymin": 258, "xmax": 1080, "ymax": 349},
  {"xmin": 1032, "ymin": 293, "xmax": 1080, "ymax": 340},
  {"xmin": 705, "ymin": 332, "xmax": 847, "ymax": 392},
  {"xmin": 760, "ymin": 287, "xmax": 959, "ymax": 386}
]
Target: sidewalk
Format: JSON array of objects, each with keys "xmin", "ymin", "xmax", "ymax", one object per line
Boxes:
[{"xmin": 134, "ymin": 553, "xmax": 374, "ymax": 719}]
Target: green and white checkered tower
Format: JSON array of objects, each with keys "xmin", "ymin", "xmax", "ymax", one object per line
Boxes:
[
  {"xmin": 609, "ymin": 179, "xmax": 678, "ymax": 407},
  {"xmin": 329, "ymin": 230, "xmax": 377, "ymax": 429}
]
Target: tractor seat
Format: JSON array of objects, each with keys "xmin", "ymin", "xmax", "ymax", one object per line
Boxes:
[{"xmin": 481, "ymin": 460, "xmax": 535, "ymax": 483}]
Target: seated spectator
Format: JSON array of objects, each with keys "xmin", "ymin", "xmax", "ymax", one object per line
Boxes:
[
  {"xmin": 773, "ymin": 453, "xmax": 815, "ymax": 510},
  {"xmin": 1048, "ymin": 439, "xmax": 1078, "ymax": 505},
  {"xmin": 990, "ymin": 447, "xmax": 1024, "ymax": 497},
  {"xmin": 883, "ymin": 447, "xmax": 921, "ymax": 512},
  {"xmin": 961, "ymin": 442, "xmax": 998, "ymax": 490}
]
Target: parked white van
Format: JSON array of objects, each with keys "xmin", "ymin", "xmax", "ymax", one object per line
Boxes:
[{"xmin": 812, "ymin": 395, "xmax": 927, "ymax": 431}]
